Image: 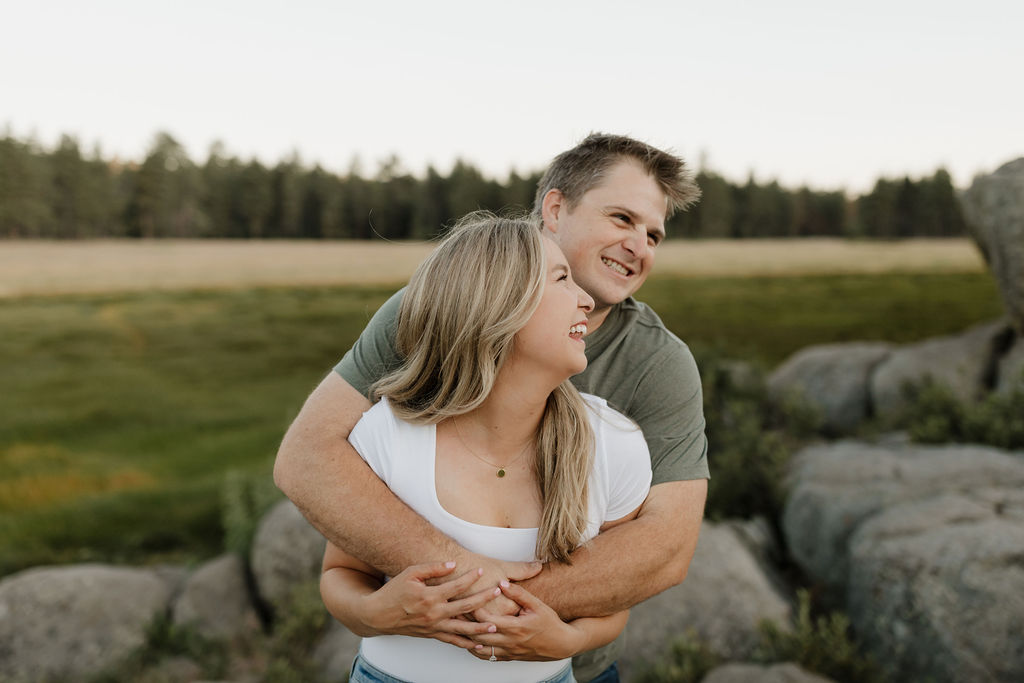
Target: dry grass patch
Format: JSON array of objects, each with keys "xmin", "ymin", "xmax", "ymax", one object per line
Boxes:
[{"xmin": 0, "ymin": 238, "xmax": 984, "ymax": 297}]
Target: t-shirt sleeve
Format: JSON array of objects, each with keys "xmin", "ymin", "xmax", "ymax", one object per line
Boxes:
[
  {"xmin": 599, "ymin": 410, "xmax": 653, "ymax": 521},
  {"xmin": 334, "ymin": 288, "xmax": 406, "ymax": 398},
  {"xmin": 635, "ymin": 343, "xmax": 709, "ymax": 485},
  {"xmin": 346, "ymin": 400, "xmax": 396, "ymax": 484}
]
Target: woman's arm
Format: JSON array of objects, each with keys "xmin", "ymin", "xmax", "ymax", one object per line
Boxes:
[{"xmin": 320, "ymin": 541, "xmax": 500, "ymax": 647}]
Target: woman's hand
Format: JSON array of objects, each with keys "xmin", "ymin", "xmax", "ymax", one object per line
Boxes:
[
  {"xmin": 466, "ymin": 580, "xmax": 587, "ymax": 661},
  {"xmin": 351, "ymin": 562, "xmax": 501, "ymax": 648}
]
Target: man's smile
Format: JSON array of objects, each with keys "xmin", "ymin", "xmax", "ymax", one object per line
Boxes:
[{"xmin": 601, "ymin": 256, "xmax": 633, "ymax": 277}]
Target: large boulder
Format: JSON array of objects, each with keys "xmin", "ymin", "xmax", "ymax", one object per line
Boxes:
[
  {"xmin": 768, "ymin": 342, "xmax": 892, "ymax": 433},
  {"xmin": 619, "ymin": 520, "xmax": 792, "ymax": 680},
  {"xmin": 848, "ymin": 491, "xmax": 1024, "ymax": 683},
  {"xmin": 0, "ymin": 564, "xmax": 175, "ymax": 682},
  {"xmin": 783, "ymin": 440, "xmax": 1024, "ymax": 591},
  {"xmin": 702, "ymin": 662, "xmax": 836, "ymax": 683},
  {"xmin": 250, "ymin": 499, "xmax": 326, "ymax": 611},
  {"xmin": 868, "ymin": 319, "xmax": 1011, "ymax": 419},
  {"xmin": 172, "ymin": 553, "xmax": 260, "ymax": 640},
  {"xmin": 783, "ymin": 440, "xmax": 1024, "ymax": 682},
  {"xmin": 961, "ymin": 157, "xmax": 1024, "ymax": 333}
]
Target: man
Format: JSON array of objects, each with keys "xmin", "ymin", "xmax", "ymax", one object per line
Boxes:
[{"xmin": 274, "ymin": 133, "xmax": 709, "ymax": 682}]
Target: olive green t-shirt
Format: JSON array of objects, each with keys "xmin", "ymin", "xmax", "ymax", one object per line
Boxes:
[{"xmin": 334, "ymin": 289, "xmax": 709, "ymax": 680}]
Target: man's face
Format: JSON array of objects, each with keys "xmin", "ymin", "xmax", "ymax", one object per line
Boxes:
[{"xmin": 543, "ymin": 160, "xmax": 668, "ymax": 320}]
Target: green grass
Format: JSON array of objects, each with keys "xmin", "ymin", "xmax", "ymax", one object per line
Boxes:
[
  {"xmin": 1, "ymin": 285, "xmax": 396, "ymax": 574},
  {"xmin": 638, "ymin": 272, "xmax": 1004, "ymax": 366},
  {"xmin": 0, "ymin": 272, "xmax": 1003, "ymax": 576}
]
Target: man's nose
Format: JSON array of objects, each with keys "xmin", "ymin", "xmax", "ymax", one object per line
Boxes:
[{"xmin": 623, "ymin": 227, "xmax": 650, "ymax": 261}]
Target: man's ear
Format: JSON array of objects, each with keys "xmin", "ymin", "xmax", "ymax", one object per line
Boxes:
[{"xmin": 540, "ymin": 188, "xmax": 565, "ymax": 235}]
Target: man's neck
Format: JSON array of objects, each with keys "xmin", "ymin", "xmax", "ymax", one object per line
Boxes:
[{"xmin": 585, "ymin": 304, "xmax": 615, "ymax": 335}]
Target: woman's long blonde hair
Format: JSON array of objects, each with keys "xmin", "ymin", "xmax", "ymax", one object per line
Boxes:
[{"xmin": 372, "ymin": 211, "xmax": 593, "ymax": 563}]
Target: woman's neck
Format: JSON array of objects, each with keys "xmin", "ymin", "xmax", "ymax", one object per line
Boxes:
[{"xmin": 455, "ymin": 362, "xmax": 557, "ymax": 453}]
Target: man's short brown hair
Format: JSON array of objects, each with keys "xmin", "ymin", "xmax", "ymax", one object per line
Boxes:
[{"xmin": 532, "ymin": 133, "xmax": 701, "ymax": 219}]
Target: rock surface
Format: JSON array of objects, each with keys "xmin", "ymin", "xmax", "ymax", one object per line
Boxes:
[
  {"xmin": 868, "ymin": 319, "xmax": 1010, "ymax": 419},
  {"xmin": 783, "ymin": 440, "xmax": 1024, "ymax": 682},
  {"xmin": 702, "ymin": 662, "xmax": 836, "ymax": 683},
  {"xmin": 0, "ymin": 564, "xmax": 175, "ymax": 682},
  {"xmin": 768, "ymin": 342, "xmax": 892, "ymax": 433},
  {"xmin": 250, "ymin": 499, "xmax": 326, "ymax": 611},
  {"xmin": 172, "ymin": 553, "xmax": 260, "ymax": 640},
  {"xmin": 619, "ymin": 521, "xmax": 792, "ymax": 679},
  {"xmin": 312, "ymin": 620, "xmax": 361, "ymax": 682},
  {"xmin": 961, "ymin": 157, "xmax": 1024, "ymax": 333}
]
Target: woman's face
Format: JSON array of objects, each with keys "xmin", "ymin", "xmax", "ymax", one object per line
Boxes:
[{"xmin": 513, "ymin": 236, "xmax": 595, "ymax": 379}]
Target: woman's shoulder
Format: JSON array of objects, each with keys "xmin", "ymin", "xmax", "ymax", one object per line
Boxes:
[
  {"xmin": 580, "ymin": 392, "xmax": 639, "ymax": 434},
  {"xmin": 352, "ymin": 396, "xmax": 418, "ymax": 440}
]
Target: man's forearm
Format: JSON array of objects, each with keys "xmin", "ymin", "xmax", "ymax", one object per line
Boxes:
[
  {"xmin": 274, "ymin": 373, "xmax": 463, "ymax": 575},
  {"xmin": 520, "ymin": 479, "xmax": 707, "ymax": 620}
]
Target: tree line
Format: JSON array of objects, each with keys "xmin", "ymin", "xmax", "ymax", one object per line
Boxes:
[{"xmin": 0, "ymin": 131, "xmax": 967, "ymax": 240}]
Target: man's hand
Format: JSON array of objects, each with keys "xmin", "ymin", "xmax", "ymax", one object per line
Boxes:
[
  {"xmin": 352, "ymin": 562, "xmax": 500, "ymax": 649},
  {"xmin": 466, "ymin": 581, "xmax": 582, "ymax": 661},
  {"xmin": 434, "ymin": 552, "xmax": 541, "ymax": 619}
]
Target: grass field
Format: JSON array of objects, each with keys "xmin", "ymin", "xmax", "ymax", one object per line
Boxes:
[
  {"xmin": 0, "ymin": 237, "xmax": 984, "ymax": 297},
  {"xmin": 0, "ymin": 239, "xmax": 1005, "ymax": 576}
]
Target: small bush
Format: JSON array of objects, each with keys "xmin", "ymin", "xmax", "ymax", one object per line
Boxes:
[
  {"xmin": 222, "ymin": 467, "xmax": 282, "ymax": 557},
  {"xmin": 906, "ymin": 379, "xmax": 1024, "ymax": 450},
  {"xmin": 756, "ymin": 590, "xmax": 882, "ymax": 683},
  {"xmin": 89, "ymin": 614, "xmax": 227, "ymax": 683},
  {"xmin": 261, "ymin": 579, "xmax": 331, "ymax": 683},
  {"xmin": 633, "ymin": 629, "xmax": 721, "ymax": 683},
  {"xmin": 698, "ymin": 354, "xmax": 819, "ymax": 521}
]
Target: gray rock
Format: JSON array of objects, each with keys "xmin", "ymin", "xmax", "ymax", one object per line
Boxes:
[
  {"xmin": 769, "ymin": 342, "xmax": 892, "ymax": 433},
  {"xmin": 869, "ymin": 319, "xmax": 1010, "ymax": 420},
  {"xmin": 702, "ymin": 662, "xmax": 836, "ymax": 683},
  {"xmin": 996, "ymin": 334, "xmax": 1024, "ymax": 394},
  {"xmin": 961, "ymin": 157, "xmax": 1024, "ymax": 333},
  {"xmin": 848, "ymin": 491, "xmax": 1024, "ymax": 682},
  {"xmin": 0, "ymin": 564, "xmax": 174, "ymax": 682},
  {"xmin": 783, "ymin": 440, "xmax": 1024, "ymax": 682},
  {"xmin": 172, "ymin": 553, "xmax": 260, "ymax": 640},
  {"xmin": 251, "ymin": 499, "xmax": 326, "ymax": 611},
  {"xmin": 311, "ymin": 619, "xmax": 361, "ymax": 682},
  {"xmin": 619, "ymin": 522, "xmax": 792, "ymax": 679},
  {"xmin": 783, "ymin": 440, "xmax": 1024, "ymax": 592}
]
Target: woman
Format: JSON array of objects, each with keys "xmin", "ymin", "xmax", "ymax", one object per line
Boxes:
[{"xmin": 320, "ymin": 212, "xmax": 651, "ymax": 683}]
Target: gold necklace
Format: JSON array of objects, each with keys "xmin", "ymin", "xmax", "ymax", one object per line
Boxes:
[{"xmin": 452, "ymin": 416, "xmax": 532, "ymax": 478}]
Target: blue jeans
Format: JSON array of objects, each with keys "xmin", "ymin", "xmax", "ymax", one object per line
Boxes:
[
  {"xmin": 349, "ymin": 654, "xmax": 576, "ymax": 683},
  {"xmin": 585, "ymin": 662, "xmax": 620, "ymax": 683}
]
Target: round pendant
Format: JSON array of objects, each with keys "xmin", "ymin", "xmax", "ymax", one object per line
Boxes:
[{"xmin": 496, "ymin": 469, "xmax": 506, "ymax": 478}]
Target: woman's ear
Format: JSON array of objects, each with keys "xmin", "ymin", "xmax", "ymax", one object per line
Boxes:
[{"xmin": 541, "ymin": 188, "xmax": 565, "ymax": 235}]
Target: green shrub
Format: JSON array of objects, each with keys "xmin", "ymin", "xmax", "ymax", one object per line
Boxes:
[
  {"xmin": 222, "ymin": 467, "xmax": 283, "ymax": 557},
  {"xmin": 756, "ymin": 590, "xmax": 882, "ymax": 683},
  {"xmin": 906, "ymin": 379, "xmax": 1024, "ymax": 450},
  {"xmin": 89, "ymin": 614, "xmax": 227, "ymax": 683},
  {"xmin": 633, "ymin": 629, "xmax": 721, "ymax": 683},
  {"xmin": 261, "ymin": 579, "xmax": 332, "ymax": 683},
  {"xmin": 698, "ymin": 354, "xmax": 819, "ymax": 521}
]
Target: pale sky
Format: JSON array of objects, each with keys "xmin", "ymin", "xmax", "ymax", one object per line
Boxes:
[{"xmin": 3, "ymin": 0, "xmax": 1022, "ymax": 193}]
